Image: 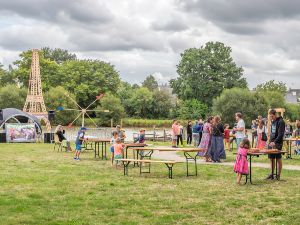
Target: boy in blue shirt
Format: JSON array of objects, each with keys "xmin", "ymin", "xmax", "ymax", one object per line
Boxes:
[{"xmin": 74, "ymin": 127, "xmax": 87, "ymax": 161}]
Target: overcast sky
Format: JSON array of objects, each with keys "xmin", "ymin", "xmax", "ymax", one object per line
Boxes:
[{"xmin": 0, "ymin": 0, "xmax": 299, "ymax": 89}]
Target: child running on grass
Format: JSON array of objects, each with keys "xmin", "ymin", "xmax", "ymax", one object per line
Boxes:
[
  {"xmin": 110, "ymin": 131, "xmax": 119, "ymax": 166},
  {"xmin": 113, "ymin": 138, "xmax": 124, "ymax": 166},
  {"xmin": 224, "ymin": 124, "xmax": 230, "ymax": 151},
  {"xmin": 234, "ymin": 138, "xmax": 250, "ymax": 185},
  {"xmin": 74, "ymin": 127, "xmax": 88, "ymax": 161}
]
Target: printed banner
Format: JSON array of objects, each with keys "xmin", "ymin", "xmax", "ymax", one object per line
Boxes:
[{"xmin": 6, "ymin": 123, "xmax": 36, "ymax": 143}]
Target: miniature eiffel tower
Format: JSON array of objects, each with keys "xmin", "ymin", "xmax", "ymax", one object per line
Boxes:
[
  {"xmin": 23, "ymin": 49, "xmax": 51, "ymax": 132},
  {"xmin": 23, "ymin": 49, "xmax": 47, "ymax": 116}
]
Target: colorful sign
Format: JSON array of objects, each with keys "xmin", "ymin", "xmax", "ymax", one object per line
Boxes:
[{"xmin": 5, "ymin": 123, "xmax": 36, "ymax": 143}]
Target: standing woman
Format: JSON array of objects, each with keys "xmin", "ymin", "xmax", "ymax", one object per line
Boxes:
[
  {"xmin": 198, "ymin": 116, "xmax": 213, "ymax": 162},
  {"xmin": 257, "ymin": 120, "xmax": 267, "ymax": 149},
  {"xmin": 207, "ymin": 116, "xmax": 226, "ymax": 163}
]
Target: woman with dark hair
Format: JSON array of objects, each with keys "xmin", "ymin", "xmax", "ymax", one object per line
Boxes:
[
  {"xmin": 198, "ymin": 116, "xmax": 213, "ymax": 162},
  {"xmin": 207, "ymin": 116, "xmax": 226, "ymax": 163}
]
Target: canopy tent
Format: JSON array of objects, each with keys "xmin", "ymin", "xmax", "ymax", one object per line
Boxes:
[{"xmin": 0, "ymin": 108, "xmax": 42, "ymax": 134}]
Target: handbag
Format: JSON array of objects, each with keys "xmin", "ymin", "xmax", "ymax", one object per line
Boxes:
[{"xmin": 261, "ymin": 126, "xmax": 268, "ymax": 141}]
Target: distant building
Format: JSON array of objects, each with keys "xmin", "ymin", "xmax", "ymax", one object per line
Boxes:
[{"xmin": 285, "ymin": 89, "xmax": 300, "ymax": 103}]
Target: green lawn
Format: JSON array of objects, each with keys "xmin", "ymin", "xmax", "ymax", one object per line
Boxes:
[{"xmin": 0, "ymin": 143, "xmax": 300, "ymax": 225}]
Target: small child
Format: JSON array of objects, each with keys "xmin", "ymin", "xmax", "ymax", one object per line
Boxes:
[
  {"xmin": 134, "ymin": 129, "xmax": 146, "ymax": 143},
  {"xmin": 113, "ymin": 138, "xmax": 124, "ymax": 166},
  {"xmin": 110, "ymin": 131, "xmax": 119, "ymax": 166},
  {"xmin": 224, "ymin": 124, "xmax": 230, "ymax": 150},
  {"xmin": 234, "ymin": 138, "xmax": 250, "ymax": 185},
  {"xmin": 74, "ymin": 127, "xmax": 88, "ymax": 161}
]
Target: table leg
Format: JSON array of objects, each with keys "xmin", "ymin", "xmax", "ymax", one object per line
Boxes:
[
  {"xmin": 94, "ymin": 142, "xmax": 97, "ymax": 158},
  {"xmin": 274, "ymin": 157, "xmax": 279, "ymax": 180},
  {"xmin": 104, "ymin": 142, "xmax": 107, "ymax": 160},
  {"xmin": 183, "ymin": 152, "xmax": 198, "ymax": 177},
  {"xmin": 245, "ymin": 155, "xmax": 253, "ymax": 185},
  {"xmin": 289, "ymin": 141, "xmax": 292, "ymax": 159},
  {"xmin": 125, "ymin": 147, "xmax": 128, "ymax": 159}
]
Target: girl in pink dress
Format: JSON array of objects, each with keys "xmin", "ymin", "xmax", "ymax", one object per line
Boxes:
[
  {"xmin": 256, "ymin": 120, "xmax": 267, "ymax": 149},
  {"xmin": 198, "ymin": 116, "xmax": 213, "ymax": 161},
  {"xmin": 234, "ymin": 138, "xmax": 250, "ymax": 185}
]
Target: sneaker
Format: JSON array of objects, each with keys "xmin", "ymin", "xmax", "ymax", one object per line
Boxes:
[
  {"xmin": 265, "ymin": 174, "xmax": 274, "ymax": 180},
  {"xmin": 74, "ymin": 157, "xmax": 77, "ymax": 160},
  {"xmin": 76, "ymin": 158, "xmax": 80, "ymax": 161}
]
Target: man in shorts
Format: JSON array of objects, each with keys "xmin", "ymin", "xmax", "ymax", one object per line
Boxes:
[{"xmin": 267, "ymin": 109, "xmax": 285, "ymax": 180}]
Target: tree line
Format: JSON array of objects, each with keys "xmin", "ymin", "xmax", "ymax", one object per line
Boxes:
[{"xmin": 0, "ymin": 42, "xmax": 298, "ymax": 126}]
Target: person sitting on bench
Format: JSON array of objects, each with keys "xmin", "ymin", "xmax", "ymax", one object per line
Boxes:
[{"xmin": 55, "ymin": 125, "xmax": 72, "ymax": 152}]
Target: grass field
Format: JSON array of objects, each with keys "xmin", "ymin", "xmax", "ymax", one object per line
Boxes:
[{"xmin": 0, "ymin": 143, "xmax": 300, "ymax": 225}]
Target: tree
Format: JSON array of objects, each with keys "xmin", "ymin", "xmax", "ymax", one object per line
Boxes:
[
  {"xmin": 255, "ymin": 80, "xmax": 287, "ymax": 96},
  {"xmin": 0, "ymin": 85, "xmax": 27, "ymax": 109},
  {"xmin": 127, "ymin": 87, "xmax": 153, "ymax": 118},
  {"xmin": 170, "ymin": 42, "xmax": 247, "ymax": 105},
  {"xmin": 11, "ymin": 50, "xmax": 60, "ymax": 91},
  {"xmin": 44, "ymin": 86, "xmax": 78, "ymax": 125},
  {"xmin": 0, "ymin": 64, "xmax": 15, "ymax": 86},
  {"xmin": 58, "ymin": 59, "xmax": 121, "ymax": 108},
  {"xmin": 177, "ymin": 99, "xmax": 209, "ymax": 120},
  {"xmin": 42, "ymin": 47, "xmax": 77, "ymax": 64},
  {"xmin": 151, "ymin": 90, "xmax": 173, "ymax": 118},
  {"xmin": 95, "ymin": 93, "xmax": 126, "ymax": 125},
  {"xmin": 142, "ymin": 75, "xmax": 159, "ymax": 91},
  {"xmin": 285, "ymin": 103, "xmax": 300, "ymax": 121},
  {"xmin": 257, "ymin": 91, "xmax": 286, "ymax": 109},
  {"xmin": 212, "ymin": 88, "xmax": 267, "ymax": 126}
]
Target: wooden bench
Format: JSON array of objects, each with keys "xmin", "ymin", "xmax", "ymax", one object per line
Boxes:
[{"xmin": 115, "ymin": 159, "xmax": 179, "ymax": 179}]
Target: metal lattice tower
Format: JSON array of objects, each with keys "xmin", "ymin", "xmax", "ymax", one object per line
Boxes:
[{"xmin": 23, "ymin": 49, "xmax": 47, "ymax": 116}]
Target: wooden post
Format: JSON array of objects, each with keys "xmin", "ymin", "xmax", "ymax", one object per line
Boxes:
[
  {"xmin": 153, "ymin": 126, "xmax": 156, "ymax": 142},
  {"xmin": 163, "ymin": 129, "xmax": 166, "ymax": 142}
]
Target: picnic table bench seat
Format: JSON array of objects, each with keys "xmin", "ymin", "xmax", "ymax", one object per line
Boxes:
[{"xmin": 115, "ymin": 158, "xmax": 181, "ymax": 179}]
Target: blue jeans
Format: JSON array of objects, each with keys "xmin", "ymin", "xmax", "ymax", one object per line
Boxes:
[{"xmin": 192, "ymin": 133, "xmax": 199, "ymax": 147}]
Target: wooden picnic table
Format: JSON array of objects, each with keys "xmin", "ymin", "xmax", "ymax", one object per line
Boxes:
[
  {"xmin": 87, "ymin": 138, "xmax": 110, "ymax": 160},
  {"xmin": 129, "ymin": 147, "xmax": 205, "ymax": 176},
  {"xmin": 243, "ymin": 148, "xmax": 287, "ymax": 185},
  {"xmin": 283, "ymin": 138, "xmax": 299, "ymax": 159},
  {"xmin": 123, "ymin": 143, "xmax": 147, "ymax": 159}
]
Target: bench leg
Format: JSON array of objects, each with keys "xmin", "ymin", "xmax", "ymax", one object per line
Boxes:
[
  {"xmin": 165, "ymin": 163, "xmax": 174, "ymax": 179},
  {"xmin": 139, "ymin": 162, "xmax": 151, "ymax": 174},
  {"xmin": 184, "ymin": 152, "xmax": 198, "ymax": 177},
  {"xmin": 122, "ymin": 161, "xmax": 131, "ymax": 176}
]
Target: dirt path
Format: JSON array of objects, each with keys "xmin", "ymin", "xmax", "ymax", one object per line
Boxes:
[{"xmin": 152, "ymin": 150, "xmax": 300, "ymax": 171}]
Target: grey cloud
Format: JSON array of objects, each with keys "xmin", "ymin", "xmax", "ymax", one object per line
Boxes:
[
  {"xmin": 0, "ymin": 0, "xmax": 114, "ymax": 24},
  {"xmin": 152, "ymin": 19, "xmax": 189, "ymax": 32},
  {"xmin": 178, "ymin": 0, "xmax": 300, "ymax": 34}
]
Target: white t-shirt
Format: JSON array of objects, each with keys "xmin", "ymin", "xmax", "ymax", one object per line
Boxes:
[{"xmin": 236, "ymin": 119, "xmax": 246, "ymax": 139}]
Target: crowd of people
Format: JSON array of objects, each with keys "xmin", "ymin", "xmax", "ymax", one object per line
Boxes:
[{"xmin": 171, "ymin": 110, "xmax": 300, "ymax": 184}]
